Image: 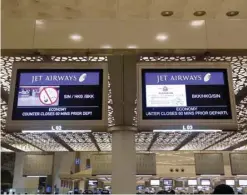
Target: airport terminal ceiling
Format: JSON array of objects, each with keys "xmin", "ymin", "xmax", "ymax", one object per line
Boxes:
[
  {"xmin": 1, "ymin": 55, "xmax": 247, "ymax": 152},
  {"xmin": 1, "ymin": 0, "xmax": 247, "ymax": 153}
]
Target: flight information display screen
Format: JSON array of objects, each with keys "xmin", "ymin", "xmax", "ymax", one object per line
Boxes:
[
  {"xmin": 150, "ymin": 180, "xmax": 160, "ymax": 186},
  {"xmin": 188, "ymin": 180, "xmax": 197, "ymax": 186},
  {"xmin": 239, "ymin": 180, "xmax": 247, "ymax": 186},
  {"xmin": 164, "ymin": 180, "xmax": 173, "ymax": 186},
  {"xmin": 142, "ymin": 69, "xmax": 232, "ymax": 120},
  {"xmin": 201, "ymin": 180, "xmax": 211, "ymax": 186},
  {"xmin": 225, "ymin": 180, "xmax": 235, "ymax": 186},
  {"xmin": 12, "ymin": 69, "xmax": 103, "ymax": 120}
]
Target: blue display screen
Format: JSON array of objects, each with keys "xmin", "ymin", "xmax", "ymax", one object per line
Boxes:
[
  {"xmin": 142, "ymin": 69, "xmax": 232, "ymax": 120},
  {"xmin": 12, "ymin": 69, "xmax": 103, "ymax": 120}
]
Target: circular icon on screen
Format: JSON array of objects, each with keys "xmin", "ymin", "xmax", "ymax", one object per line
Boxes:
[
  {"xmin": 39, "ymin": 87, "xmax": 58, "ymax": 105},
  {"xmin": 79, "ymin": 73, "xmax": 87, "ymax": 82},
  {"xmin": 204, "ymin": 73, "xmax": 211, "ymax": 82},
  {"xmin": 163, "ymin": 86, "xmax": 168, "ymax": 91}
]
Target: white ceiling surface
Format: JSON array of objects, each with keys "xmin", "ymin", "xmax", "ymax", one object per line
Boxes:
[
  {"xmin": 2, "ymin": 0, "xmax": 247, "ymax": 49},
  {"xmin": 2, "ymin": 0, "xmax": 247, "ymax": 20}
]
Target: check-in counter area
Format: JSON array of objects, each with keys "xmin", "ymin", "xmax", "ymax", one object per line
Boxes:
[{"xmin": 2, "ymin": 151, "xmax": 247, "ymax": 194}]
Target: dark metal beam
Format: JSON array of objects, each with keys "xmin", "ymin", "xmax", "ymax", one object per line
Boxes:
[
  {"xmin": 147, "ymin": 133, "xmax": 159, "ymax": 151},
  {"xmin": 174, "ymin": 132, "xmax": 199, "ymax": 151},
  {"xmin": 203, "ymin": 132, "xmax": 235, "ymax": 150},
  {"xmin": 48, "ymin": 133, "xmax": 74, "ymax": 152},
  {"xmin": 12, "ymin": 134, "xmax": 45, "ymax": 151},
  {"xmin": 236, "ymin": 86, "xmax": 247, "ymax": 105},
  {"xmin": 3, "ymin": 49, "xmax": 247, "ymax": 57},
  {"xmin": 1, "ymin": 87, "xmax": 9, "ymax": 103},
  {"xmin": 89, "ymin": 133, "xmax": 101, "ymax": 152},
  {"xmin": 1, "ymin": 142, "xmax": 23, "ymax": 152},
  {"xmin": 224, "ymin": 139, "xmax": 247, "ymax": 151}
]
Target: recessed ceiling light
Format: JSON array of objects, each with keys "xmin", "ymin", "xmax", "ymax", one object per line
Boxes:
[
  {"xmin": 161, "ymin": 11, "xmax": 173, "ymax": 17},
  {"xmin": 127, "ymin": 45, "xmax": 138, "ymax": 49},
  {"xmin": 190, "ymin": 20, "xmax": 205, "ymax": 27},
  {"xmin": 193, "ymin": 11, "xmax": 206, "ymax": 17},
  {"xmin": 69, "ymin": 34, "xmax": 83, "ymax": 41},
  {"xmin": 226, "ymin": 11, "xmax": 239, "ymax": 17},
  {"xmin": 155, "ymin": 33, "xmax": 168, "ymax": 42},
  {"xmin": 101, "ymin": 44, "xmax": 112, "ymax": 49}
]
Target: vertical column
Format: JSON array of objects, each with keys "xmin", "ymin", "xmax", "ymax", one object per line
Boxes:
[
  {"xmin": 72, "ymin": 180, "xmax": 75, "ymax": 190},
  {"xmin": 52, "ymin": 152, "xmax": 63, "ymax": 193},
  {"xmin": 222, "ymin": 151, "xmax": 232, "ymax": 176},
  {"xmin": 13, "ymin": 153, "xmax": 25, "ymax": 193},
  {"xmin": 111, "ymin": 129, "xmax": 136, "ymax": 194},
  {"xmin": 182, "ymin": 180, "xmax": 185, "ymax": 188},
  {"xmin": 79, "ymin": 180, "xmax": 85, "ymax": 192},
  {"xmin": 79, "ymin": 152, "xmax": 91, "ymax": 171}
]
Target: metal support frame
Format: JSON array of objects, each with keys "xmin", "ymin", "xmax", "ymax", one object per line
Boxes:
[
  {"xmin": 147, "ymin": 133, "xmax": 159, "ymax": 151},
  {"xmin": 236, "ymin": 86, "xmax": 247, "ymax": 105},
  {"xmin": 1, "ymin": 142, "xmax": 23, "ymax": 152},
  {"xmin": 203, "ymin": 132, "xmax": 235, "ymax": 150},
  {"xmin": 48, "ymin": 133, "xmax": 74, "ymax": 152},
  {"xmin": 174, "ymin": 133, "xmax": 200, "ymax": 151},
  {"xmin": 89, "ymin": 133, "xmax": 101, "ymax": 151},
  {"xmin": 1, "ymin": 87, "xmax": 9, "ymax": 103},
  {"xmin": 12, "ymin": 134, "xmax": 45, "ymax": 151},
  {"xmin": 224, "ymin": 139, "xmax": 247, "ymax": 151}
]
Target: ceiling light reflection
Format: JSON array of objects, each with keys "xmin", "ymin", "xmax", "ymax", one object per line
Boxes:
[
  {"xmin": 101, "ymin": 44, "xmax": 112, "ymax": 49},
  {"xmin": 127, "ymin": 45, "xmax": 138, "ymax": 49},
  {"xmin": 69, "ymin": 34, "xmax": 83, "ymax": 41},
  {"xmin": 190, "ymin": 20, "xmax": 205, "ymax": 27},
  {"xmin": 36, "ymin": 20, "xmax": 45, "ymax": 26},
  {"xmin": 155, "ymin": 33, "xmax": 168, "ymax": 42}
]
